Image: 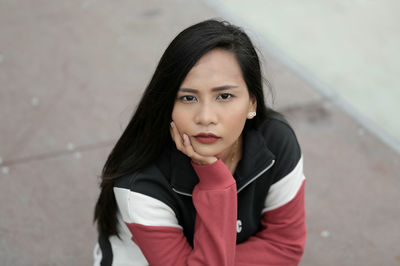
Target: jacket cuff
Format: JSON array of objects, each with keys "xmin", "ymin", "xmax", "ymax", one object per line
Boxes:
[{"xmin": 191, "ymin": 159, "xmax": 236, "ymax": 190}]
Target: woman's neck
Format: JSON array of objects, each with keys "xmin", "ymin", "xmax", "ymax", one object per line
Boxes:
[{"xmin": 221, "ymin": 136, "xmax": 243, "ymax": 174}]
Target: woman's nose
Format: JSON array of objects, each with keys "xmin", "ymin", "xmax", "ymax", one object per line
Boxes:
[{"xmin": 194, "ymin": 103, "xmax": 218, "ymax": 126}]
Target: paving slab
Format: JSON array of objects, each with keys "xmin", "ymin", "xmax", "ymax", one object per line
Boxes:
[
  {"xmin": 282, "ymin": 102, "xmax": 400, "ymax": 265},
  {"xmin": 0, "ymin": 148, "xmax": 103, "ymax": 266}
]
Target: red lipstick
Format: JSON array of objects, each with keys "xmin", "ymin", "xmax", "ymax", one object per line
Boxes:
[{"xmin": 194, "ymin": 133, "xmax": 220, "ymax": 144}]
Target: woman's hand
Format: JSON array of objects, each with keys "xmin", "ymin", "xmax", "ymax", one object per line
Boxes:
[{"xmin": 170, "ymin": 121, "xmax": 218, "ymax": 165}]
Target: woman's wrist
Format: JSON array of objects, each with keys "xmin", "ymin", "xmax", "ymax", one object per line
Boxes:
[
  {"xmin": 192, "ymin": 157, "xmax": 218, "ymax": 165},
  {"xmin": 191, "ymin": 159, "xmax": 235, "ymax": 189}
]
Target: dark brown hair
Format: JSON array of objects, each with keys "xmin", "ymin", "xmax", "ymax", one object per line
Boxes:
[{"xmin": 94, "ymin": 19, "xmax": 276, "ymax": 237}]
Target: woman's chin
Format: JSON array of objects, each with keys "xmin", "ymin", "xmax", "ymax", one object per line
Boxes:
[{"xmin": 191, "ymin": 144, "xmax": 220, "ymax": 158}]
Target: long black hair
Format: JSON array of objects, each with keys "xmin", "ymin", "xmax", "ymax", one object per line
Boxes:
[{"xmin": 94, "ymin": 19, "xmax": 277, "ymax": 237}]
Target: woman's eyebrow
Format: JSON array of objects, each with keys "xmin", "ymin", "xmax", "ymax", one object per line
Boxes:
[
  {"xmin": 179, "ymin": 85, "xmax": 239, "ymax": 93},
  {"xmin": 179, "ymin": 88, "xmax": 198, "ymax": 93},
  {"xmin": 211, "ymin": 85, "xmax": 239, "ymax": 92}
]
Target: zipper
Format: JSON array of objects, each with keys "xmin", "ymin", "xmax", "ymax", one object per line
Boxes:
[
  {"xmin": 172, "ymin": 188, "xmax": 193, "ymax": 197},
  {"xmin": 173, "ymin": 159, "xmax": 275, "ymax": 196},
  {"xmin": 237, "ymin": 159, "xmax": 275, "ymax": 193}
]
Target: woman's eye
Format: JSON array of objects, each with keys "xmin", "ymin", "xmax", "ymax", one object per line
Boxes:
[
  {"xmin": 217, "ymin": 93, "xmax": 233, "ymax": 100},
  {"xmin": 180, "ymin": 95, "xmax": 197, "ymax": 102}
]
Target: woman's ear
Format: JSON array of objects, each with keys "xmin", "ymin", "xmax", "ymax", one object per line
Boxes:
[
  {"xmin": 247, "ymin": 96, "xmax": 257, "ymax": 119},
  {"xmin": 250, "ymin": 95, "xmax": 257, "ymax": 112}
]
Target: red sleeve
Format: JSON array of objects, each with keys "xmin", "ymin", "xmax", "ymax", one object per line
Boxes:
[
  {"xmin": 126, "ymin": 159, "xmax": 237, "ymax": 266},
  {"xmin": 235, "ymin": 180, "xmax": 306, "ymax": 266}
]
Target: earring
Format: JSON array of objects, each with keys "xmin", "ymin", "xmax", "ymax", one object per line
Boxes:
[{"xmin": 248, "ymin": 112, "xmax": 256, "ymax": 118}]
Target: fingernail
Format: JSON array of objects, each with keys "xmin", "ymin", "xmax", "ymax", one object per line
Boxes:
[
  {"xmin": 170, "ymin": 122, "xmax": 174, "ymax": 128},
  {"xmin": 183, "ymin": 134, "xmax": 188, "ymax": 142}
]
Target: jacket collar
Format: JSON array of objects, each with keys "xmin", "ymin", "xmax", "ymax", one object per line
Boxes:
[{"xmin": 170, "ymin": 127, "xmax": 275, "ymax": 196}]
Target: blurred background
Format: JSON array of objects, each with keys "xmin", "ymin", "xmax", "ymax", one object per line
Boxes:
[
  {"xmin": 0, "ymin": 0, "xmax": 399, "ymax": 265},
  {"xmin": 210, "ymin": 0, "xmax": 400, "ymax": 154}
]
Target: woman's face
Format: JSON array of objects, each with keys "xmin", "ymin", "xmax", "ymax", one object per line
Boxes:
[{"xmin": 171, "ymin": 48, "xmax": 256, "ymax": 159}]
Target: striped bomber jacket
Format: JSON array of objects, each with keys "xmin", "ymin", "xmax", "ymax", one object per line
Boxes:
[{"xmin": 94, "ymin": 114, "xmax": 306, "ymax": 266}]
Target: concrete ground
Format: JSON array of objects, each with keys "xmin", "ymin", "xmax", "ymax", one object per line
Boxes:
[{"xmin": 0, "ymin": 0, "xmax": 399, "ymax": 265}]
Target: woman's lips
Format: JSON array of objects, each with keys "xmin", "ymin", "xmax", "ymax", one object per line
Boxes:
[{"xmin": 193, "ymin": 133, "xmax": 220, "ymax": 144}]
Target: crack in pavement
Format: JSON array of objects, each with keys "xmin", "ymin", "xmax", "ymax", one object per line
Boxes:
[{"xmin": 0, "ymin": 140, "xmax": 115, "ymax": 167}]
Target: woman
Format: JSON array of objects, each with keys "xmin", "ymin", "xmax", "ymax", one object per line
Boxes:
[{"xmin": 93, "ymin": 19, "xmax": 306, "ymax": 266}]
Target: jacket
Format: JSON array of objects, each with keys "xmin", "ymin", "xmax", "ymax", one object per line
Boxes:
[{"xmin": 93, "ymin": 114, "xmax": 306, "ymax": 266}]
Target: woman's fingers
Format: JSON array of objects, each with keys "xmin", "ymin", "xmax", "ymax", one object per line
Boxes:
[
  {"xmin": 170, "ymin": 121, "xmax": 217, "ymax": 165},
  {"xmin": 182, "ymin": 134, "xmax": 196, "ymax": 157},
  {"xmin": 182, "ymin": 133, "xmax": 218, "ymax": 165},
  {"xmin": 170, "ymin": 122, "xmax": 184, "ymax": 150}
]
